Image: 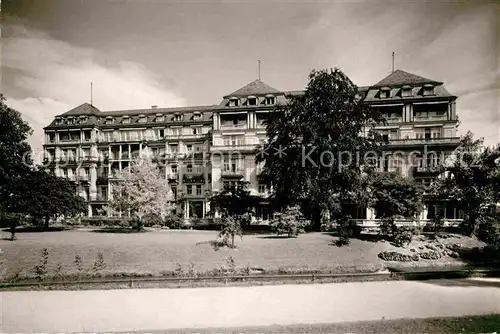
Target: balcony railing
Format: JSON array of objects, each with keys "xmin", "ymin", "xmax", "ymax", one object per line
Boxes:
[
  {"xmin": 222, "ymin": 169, "xmax": 244, "ymax": 177},
  {"xmin": 385, "ymin": 117, "xmax": 403, "ymax": 124},
  {"xmin": 388, "ymin": 137, "xmax": 460, "ymax": 146},
  {"xmin": 167, "ymin": 173, "xmax": 178, "ymax": 180},
  {"xmin": 59, "ymin": 137, "xmax": 81, "ymax": 143},
  {"xmin": 220, "ymin": 123, "xmax": 248, "ymax": 130},
  {"xmin": 414, "ymin": 115, "xmax": 448, "ymax": 121}
]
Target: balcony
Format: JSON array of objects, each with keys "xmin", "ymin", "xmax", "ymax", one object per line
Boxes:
[
  {"xmin": 414, "ymin": 115, "xmax": 448, "ymax": 122},
  {"xmin": 79, "ymin": 156, "xmax": 99, "ymax": 162},
  {"xmin": 387, "ymin": 137, "xmax": 460, "ymax": 147},
  {"xmin": 167, "ymin": 173, "xmax": 178, "ymax": 180},
  {"xmin": 221, "ymin": 169, "xmax": 244, "ymax": 178},
  {"xmin": 164, "ymin": 133, "xmax": 206, "ymax": 140},
  {"xmin": 385, "ymin": 117, "xmax": 403, "ymax": 124},
  {"xmin": 59, "ymin": 137, "xmax": 81, "ymax": 144},
  {"xmin": 220, "ymin": 123, "xmax": 248, "ymax": 130}
]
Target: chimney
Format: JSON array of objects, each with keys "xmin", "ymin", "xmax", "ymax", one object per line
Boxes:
[{"xmin": 151, "ymin": 105, "xmax": 158, "ymax": 109}]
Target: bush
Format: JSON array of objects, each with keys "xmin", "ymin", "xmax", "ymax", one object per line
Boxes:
[
  {"xmin": 164, "ymin": 212, "xmax": 186, "ymax": 229},
  {"xmin": 378, "ymin": 251, "xmax": 419, "ymax": 262},
  {"xmin": 270, "ymin": 206, "xmax": 309, "ymax": 238},
  {"xmin": 336, "ymin": 217, "xmax": 361, "ymax": 245},
  {"xmin": 218, "ymin": 215, "xmax": 242, "ymax": 248},
  {"xmin": 475, "ymin": 214, "xmax": 500, "ymax": 245},
  {"xmin": 419, "ymin": 251, "xmax": 441, "ymax": 260},
  {"xmin": 379, "ymin": 217, "xmax": 415, "ymax": 247}
]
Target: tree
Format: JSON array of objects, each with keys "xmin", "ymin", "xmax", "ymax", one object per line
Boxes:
[
  {"xmin": 270, "ymin": 206, "xmax": 309, "ymax": 238},
  {"xmin": 11, "ymin": 169, "xmax": 87, "ymax": 229},
  {"xmin": 210, "ymin": 181, "xmax": 257, "ymax": 227},
  {"xmin": 370, "ymin": 172, "xmax": 424, "ymax": 245},
  {"xmin": 430, "ymin": 132, "xmax": 499, "ymax": 236},
  {"xmin": 0, "ymin": 95, "xmax": 33, "ymax": 219},
  {"xmin": 256, "ymin": 68, "xmax": 383, "ymax": 229},
  {"xmin": 110, "ymin": 158, "xmax": 175, "ymax": 231},
  {"xmin": 217, "ymin": 215, "xmax": 242, "ymax": 248}
]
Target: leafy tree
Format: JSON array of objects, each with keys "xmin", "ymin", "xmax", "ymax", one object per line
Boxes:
[
  {"xmin": 430, "ymin": 132, "xmax": 499, "ymax": 236},
  {"xmin": 11, "ymin": 168, "xmax": 87, "ymax": 229},
  {"xmin": 0, "ymin": 96, "xmax": 33, "ymax": 225},
  {"xmin": 110, "ymin": 158, "xmax": 175, "ymax": 231},
  {"xmin": 270, "ymin": 206, "xmax": 309, "ymax": 238},
  {"xmin": 370, "ymin": 172, "xmax": 423, "ymax": 245},
  {"xmin": 217, "ymin": 215, "xmax": 242, "ymax": 248},
  {"xmin": 256, "ymin": 68, "xmax": 383, "ymax": 229},
  {"xmin": 210, "ymin": 181, "xmax": 256, "ymax": 225}
]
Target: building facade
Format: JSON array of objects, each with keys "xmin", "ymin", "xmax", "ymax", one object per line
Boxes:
[{"xmin": 43, "ymin": 69, "xmax": 460, "ymax": 222}]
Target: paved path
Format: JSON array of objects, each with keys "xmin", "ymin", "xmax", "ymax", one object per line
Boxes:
[{"xmin": 2, "ymin": 279, "xmax": 500, "ymax": 333}]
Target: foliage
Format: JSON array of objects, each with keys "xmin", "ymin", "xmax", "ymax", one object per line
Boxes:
[
  {"xmin": 0, "ymin": 96, "xmax": 33, "ymax": 213},
  {"xmin": 270, "ymin": 206, "xmax": 308, "ymax": 238},
  {"xmin": 475, "ymin": 213, "xmax": 500, "ymax": 245},
  {"xmin": 32, "ymin": 248, "xmax": 49, "ymax": 281},
  {"xmin": 256, "ymin": 68, "xmax": 384, "ymax": 229},
  {"xmin": 370, "ymin": 172, "xmax": 423, "ymax": 245},
  {"xmin": 164, "ymin": 212, "xmax": 186, "ymax": 229},
  {"xmin": 217, "ymin": 215, "xmax": 242, "ymax": 248},
  {"xmin": 336, "ymin": 215, "xmax": 361, "ymax": 246},
  {"xmin": 429, "ymin": 133, "xmax": 500, "ymax": 236},
  {"xmin": 110, "ymin": 158, "xmax": 175, "ymax": 231},
  {"xmin": 11, "ymin": 169, "xmax": 87, "ymax": 229},
  {"xmin": 74, "ymin": 254, "xmax": 84, "ymax": 273},
  {"xmin": 92, "ymin": 252, "xmax": 107, "ymax": 273},
  {"xmin": 210, "ymin": 181, "xmax": 256, "ymax": 226}
]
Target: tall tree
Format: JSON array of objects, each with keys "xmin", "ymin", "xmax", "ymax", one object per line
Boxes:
[
  {"xmin": 110, "ymin": 158, "xmax": 175, "ymax": 231},
  {"xmin": 210, "ymin": 181, "xmax": 256, "ymax": 222},
  {"xmin": 12, "ymin": 169, "xmax": 87, "ymax": 229},
  {"xmin": 431, "ymin": 132, "xmax": 500, "ymax": 236},
  {"xmin": 256, "ymin": 68, "xmax": 383, "ymax": 228},
  {"xmin": 0, "ymin": 95, "xmax": 33, "ymax": 213}
]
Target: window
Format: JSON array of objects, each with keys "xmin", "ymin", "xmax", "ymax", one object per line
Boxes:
[
  {"xmin": 258, "ymin": 183, "xmax": 266, "ymax": 194},
  {"xmin": 248, "ymin": 97, "xmax": 257, "ymax": 106},
  {"xmin": 265, "ymin": 96, "xmax": 275, "ymax": 105},
  {"xmin": 122, "ymin": 117, "xmax": 130, "ymax": 124},
  {"xmin": 229, "ymin": 98, "xmax": 239, "ymax": 107},
  {"xmin": 105, "ymin": 117, "xmax": 114, "ymax": 125},
  {"xmin": 425, "ymin": 128, "xmax": 431, "ymax": 139},
  {"xmin": 171, "ymin": 127, "xmax": 182, "ymax": 136},
  {"xmin": 186, "ymin": 145, "xmax": 193, "ymax": 153},
  {"xmin": 401, "ymin": 85, "xmax": 412, "ymax": 97},
  {"xmin": 186, "ymin": 185, "xmax": 192, "ymax": 195},
  {"xmin": 223, "ymin": 135, "xmax": 244, "ymax": 146},
  {"xmin": 192, "ymin": 127, "xmax": 200, "ymax": 135},
  {"xmin": 423, "ymin": 85, "xmax": 435, "ymax": 96},
  {"xmin": 171, "ymin": 185, "xmax": 177, "ymax": 198},
  {"xmin": 156, "ymin": 115, "xmax": 165, "ymax": 123},
  {"xmin": 186, "ymin": 164, "xmax": 193, "ymax": 173},
  {"xmin": 194, "ymin": 144, "xmax": 203, "ymax": 152},
  {"xmin": 171, "ymin": 164, "xmax": 177, "ymax": 174},
  {"xmin": 193, "ymin": 113, "xmax": 202, "ymax": 121},
  {"xmin": 157, "ymin": 129, "xmax": 165, "ymax": 139},
  {"xmin": 174, "ymin": 114, "xmax": 183, "ymax": 122},
  {"xmin": 196, "ymin": 185, "xmax": 202, "ymax": 195},
  {"xmin": 380, "ymin": 88, "xmax": 390, "ymax": 98},
  {"xmin": 170, "ymin": 144, "xmax": 178, "ymax": 153},
  {"xmin": 138, "ymin": 116, "xmax": 147, "ymax": 123}
]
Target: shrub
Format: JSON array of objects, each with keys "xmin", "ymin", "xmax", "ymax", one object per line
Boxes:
[
  {"xmin": 32, "ymin": 248, "xmax": 50, "ymax": 281},
  {"xmin": 218, "ymin": 215, "xmax": 242, "ymax": 248},
  {"xmin": 92, "ymin": 252, "xmax": 106, "ymax": 273},
  {"xmin": 336, "ymin": 216, "xmax": 361, "ymax": 245},
  {"xmin": 419, "ymin": 251, "xmax": 441, "ymax": 260},
  {"xmin": 164, "ymin": 212, "xmax": 186, "ymax": 229},
  {"xmin": 270, "ymin": 206, "xmax": 308, "ymax": 238},
  {"xmin": 379, "ymin": 217, "xmax": 415, "ymax": 247},
  {"xmin": 475, "ymin": 214, "xmax": 500, "ymax": 245},
  {"xmin": 378, "ymin": 251, "xmax": 419, "ymax": 262},
  {"xmin": 74, "ymin": 254, "xmax": 85, "ymax": 273}
]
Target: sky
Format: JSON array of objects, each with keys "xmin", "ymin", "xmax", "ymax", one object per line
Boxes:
[{"xmin": 2, "ymin": 0, "xmax": 499, "ymax": 152}]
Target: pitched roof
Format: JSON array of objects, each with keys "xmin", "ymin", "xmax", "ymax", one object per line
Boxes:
[
  {"xmin": 225, "ymin": 79, "xmax": 280, "ymax": 98},
  {"xmin": 60, "ymin": 103, "xmax": 101, "ymax": 116},
  {"xmin": 373, "ymin": 70, "xmax": 442, "ymax": 87}
]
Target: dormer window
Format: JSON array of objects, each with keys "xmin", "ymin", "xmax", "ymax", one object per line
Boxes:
[
  {"xmin": 401, "ymin": 85, "xmax": 412, "ymax": 97},
  {"xmin": 193, "ymin": 112, "xmax": 202, "ymax": 121},
  {"xmin": 122, "ymin": 116, "xmax": 130, "ymax": 124},
  {"xmin": 248, "ymin": 96, "xmax": 257, "ymax": 106},
  {"xmin": 173, "ymin": 114, "xmax": 183, "ymax": 122},
  {"xmin": 265, "ymin": 95, "xmax": 275, "ymax": 105},
  {"xmin": 78, "ymin": 116, "xmax": 88, "ymax": 124},
  {"xmin": 104, "ymin": 116, "xmax": 114, "ymax": 125},
  {"xmin": 66, "ymin": 117, "xmax": 74, "ymax": 125},
  {"xmin": 380, "ymin": 87, "xmax": 391, "ymax": 99},
  {"xmin": 55, "ymin": 117, "xmax": 62, "ymax": 125},
  {"xmin": 155, "ymin": 114, "xmax": 165, "ymax": 123},
  {"xmin": 229, "ymin": 97, "xmax": 239, "ymax": 107},
  {"xmin": 423, "ymin": 84, "xmax": 435, "ymax": 96},
  {"xmin": 138, "ymin": 114, "xmax": 147, "ymax": 123}
]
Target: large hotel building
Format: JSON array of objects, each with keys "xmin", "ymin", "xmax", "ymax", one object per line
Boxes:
[{"xmin": 43, "ymin": 69, "xmax": 461, "ymax": 223}]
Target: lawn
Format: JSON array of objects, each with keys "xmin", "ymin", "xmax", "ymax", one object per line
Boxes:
[{"xmin": 0, "ymin": 229, "xmax": 483, "ymax": 280}]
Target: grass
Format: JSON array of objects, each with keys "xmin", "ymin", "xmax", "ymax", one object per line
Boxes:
[
  {"xmin": 0, "ymin": 229, "xmax": 484, "ymax": 282},
  {"xmin": 135, "ymin": 314, "xmax": 500, "ymax": 334}
]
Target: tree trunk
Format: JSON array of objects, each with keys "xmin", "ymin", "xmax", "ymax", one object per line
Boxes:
[
  {"xmin": 231, "ymin": 234, "xmax": 235, "ymax": 248},
  {"xmin": 137, "ymin": 217, "xmax": 143, "ymax": 231},
  {"xmin": 44, "ymin": 216, "xmax": 50, "ymax": 230},
  {"xmin": 9, "ymin": 223, "xmax": 16, "ymax": 241}
]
